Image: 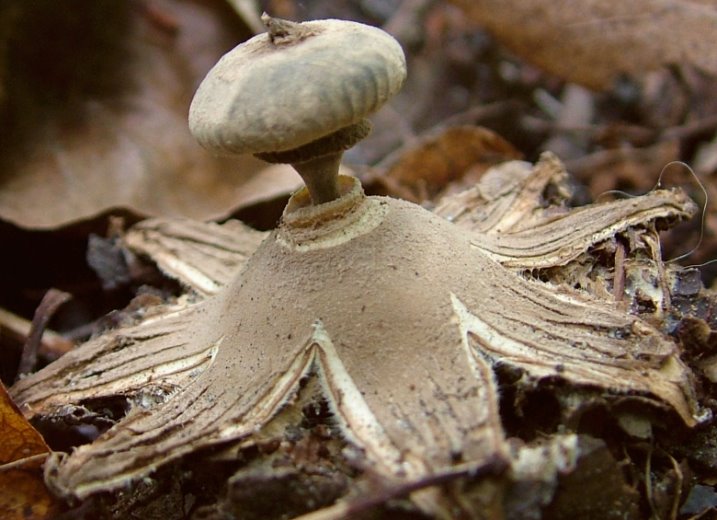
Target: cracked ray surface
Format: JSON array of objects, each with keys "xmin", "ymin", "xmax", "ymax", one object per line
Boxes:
[
  {"xmin": 10, "ymin": 158, "xmax": 702, "ymax": 512},
  {"xmin": 435, "ymin": 153, "xmax": 698, "ymax": 269},
  {"xmin": 12, "ymin": 302, "xmax": 217, "ymax": 417},
  {"xmin": 123, "ymin": 218, "xmax": 266, "ymax": 296}
]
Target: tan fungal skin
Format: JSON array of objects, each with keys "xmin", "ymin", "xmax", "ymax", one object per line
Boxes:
[{"xmin": 189, "ymin": 15, "xmax": 406, "ymax": 204}]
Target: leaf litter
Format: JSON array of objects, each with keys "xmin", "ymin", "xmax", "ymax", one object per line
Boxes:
[{"xmin": 450, "ymin": 0, "xmax": 717, "ymax": 90}]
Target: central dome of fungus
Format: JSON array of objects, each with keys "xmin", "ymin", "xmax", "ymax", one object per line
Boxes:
[
  {"xmin": 177, "ymin": 177, "xmax": 694, "ymax": 481},
  {"xmin": 208, "ymin": 179, "xmax": 507, "ymax": 473}
]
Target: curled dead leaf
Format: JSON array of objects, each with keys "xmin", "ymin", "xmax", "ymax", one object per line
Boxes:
[{"xmin": 0, "ymin": 381, "xmax": 59, "ymax": 520}]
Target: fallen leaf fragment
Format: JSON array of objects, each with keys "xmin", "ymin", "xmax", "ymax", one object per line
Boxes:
[
  {"xmin": 505, "ymin": 434, "xmax": 640, "ymax": 518},
  {"xmin": 680, "ymin": 484, "xmax": 717, "ymax": 516},
  {"xmin": 0, "ymin": 381, "xmax": 59, "ymax": 520},
  {"xmin": 541, "ymin": 436, "xmax": 640, "ymax": 519},
  {"xmin": 451, "ymin": 0, "xmax": 717, "ymax": 89},
  {"xmin": 374, "ymin": 126, "xmax": 521, "ymax": 202}
]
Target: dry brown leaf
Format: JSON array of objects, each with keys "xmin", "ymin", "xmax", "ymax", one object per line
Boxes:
[
  {"xmin": 451, "ymin": 0, "xmax": 717, "ymax": 89},
  {"xmin": 0, "ymin": 381, "xmax": 59, "ymax": 520},
  {"xmin": 0, "ymin": 0, "xmax": 265, "ymax": 229},
  {"xmin": 374, "ymin": 126, "xmax": 521, "ymax": 202}
]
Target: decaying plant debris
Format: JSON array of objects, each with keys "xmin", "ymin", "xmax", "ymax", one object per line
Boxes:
[{"xmin": 10, "ymin": 152, "xmax": 711, "ymax": 519}]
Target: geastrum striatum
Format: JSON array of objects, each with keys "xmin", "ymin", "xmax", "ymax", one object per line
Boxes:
[{"xmin": 11, "ymin": 15, "xmax": 706, "ymax": 518}]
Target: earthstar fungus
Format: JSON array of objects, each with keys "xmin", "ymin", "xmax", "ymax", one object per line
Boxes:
[{"xmin": 10, "ymin": 15, "xmax": 704, "ymax": 518}]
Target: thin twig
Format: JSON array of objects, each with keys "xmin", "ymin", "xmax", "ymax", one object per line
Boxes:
[
  {"xmin": 294, "ymin": 456, "xmax": 507, "ymax": 520},
  {"xmin": 667, "ymin": 452, "xmax": 683, "ymax": 520},
  {"xmin": 0, "ymin": 453, "xmax": 48, "ymax": 472},
  {"xmin": 16, "ymin": 288, "xmax": 72, "ymax": 380},
  {"xmin": 645, "ymin": 442, "xmax": 658, "ymax": 519},
  {"xmin": 613, "ymin": 239, "xmax": 626, "ymax": 303}
]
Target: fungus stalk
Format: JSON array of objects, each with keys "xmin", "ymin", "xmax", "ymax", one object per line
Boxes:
[
  {"xmin": 255, "ymin": 119, "xmax": 372, "ymax": 205},
  {"xmin": 291, "ymin": 152, "xmax": 342, "ymax": 204}
]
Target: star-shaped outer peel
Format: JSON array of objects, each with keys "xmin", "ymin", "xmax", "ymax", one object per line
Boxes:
[
  {"xmin": 11, "ymin": 156, "xmax": 697, "ymax": 422},
  {"xmin": 10, "ymin": 302, "xmax": 219, "ymax": 418},
  {"xmin": 436, "ymin": 153, "xmax": 700, "ymax": 270},
  {"xmin": 44, "ymin": 188, "xmax": 510, "ymax": 500},
  {"xmin": 30, "ymin": 176, "xmax": 699, "ymax": 505}
]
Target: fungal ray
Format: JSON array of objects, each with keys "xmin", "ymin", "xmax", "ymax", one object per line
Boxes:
[
  {"xmin": 436, "ymin": 153, "xmax": 698, "ymax": 270},
  {"xmin": 42, "ymin": 323, "xmax": 333, "ymax": 498},
  {"xmin": 11, "ymin": 301, "xmax": 217, "ymax": 416},
  {"xmin": 450, "ymin": 291, "xmax": 697, "ymax": 426}
]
